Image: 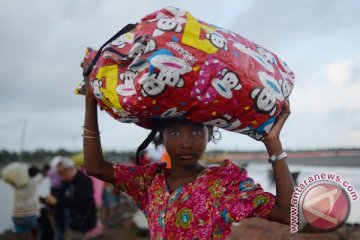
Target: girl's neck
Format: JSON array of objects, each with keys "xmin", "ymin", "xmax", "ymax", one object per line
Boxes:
[
  {"xmin": 168, "ymin": 162, "xmax": 205, "ymax": 179},
  {"xmin": 166, "ymin": 163, "xmax": 206, "ymax": 192}
]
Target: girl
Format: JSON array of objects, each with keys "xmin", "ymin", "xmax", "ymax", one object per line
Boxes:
[{"xmin": 82, "ymin": 63, "xmax": 295, "ymax": 239}]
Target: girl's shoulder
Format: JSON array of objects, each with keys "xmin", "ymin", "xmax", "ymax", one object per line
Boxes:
[
  {"xmin": 113, "ymin": 161, "xmax": 167, "ymax": 175},
  {"xmin": 204, "ymin": 159, "xmax": 249, "ymax": 185},
  {"xmin": 113, "ymin": 162, "xmax": 167, "ymax": 188},
  {"xmin": 208, "ymin": 159, "xmax": 247, "ymax": 173}
]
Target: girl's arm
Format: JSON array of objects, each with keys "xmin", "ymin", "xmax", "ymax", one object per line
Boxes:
[
  {"xmin": 264, "ymin": 101, "xmax": 295, "ymax": 224},
  {"xmin": 82, "ymin": 63, "xmax": 114, "ymax": 184}
]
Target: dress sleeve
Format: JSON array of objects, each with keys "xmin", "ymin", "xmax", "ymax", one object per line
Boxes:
[
  {"xmin": 220, "ymin": 160, "xmax": 275, "ymax": 222},
  {"xmin": 113, "ymin": 162, "xmax": 166, "ymax": 211}
]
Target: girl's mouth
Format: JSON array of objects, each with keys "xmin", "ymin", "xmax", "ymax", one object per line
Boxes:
[{"xmin": 179, "ymin": 154, "xmax": 197, "ymax": 160}]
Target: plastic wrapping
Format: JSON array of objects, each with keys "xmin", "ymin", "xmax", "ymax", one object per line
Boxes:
[{"xmin": 78, "ymin": 6, "xmax": 295, "ymax": 140}]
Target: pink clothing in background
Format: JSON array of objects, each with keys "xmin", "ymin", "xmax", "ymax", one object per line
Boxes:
[
  {"xmin": 48, "ymin": 167, "xmax": 62, "ymax": 189},
  {"xmin": 89, "ymin": 176, "xmax": 104, "ymax": 208}
]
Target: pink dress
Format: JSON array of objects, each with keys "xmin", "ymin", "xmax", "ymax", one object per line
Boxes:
[{"xmin": 114, "ymin": 159, "xmax": 275, "ymax": 239}]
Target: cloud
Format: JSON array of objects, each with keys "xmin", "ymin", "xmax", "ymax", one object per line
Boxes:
[
  {"xmin": 229, "ymin": 0, "xmax": 360, "ymax": 50},
  {"xmin": 0, "ymin": 0, "xmax": 359, "ymax": 152},
  {"xmin": 324, "ymin": 56, "xmax": 360, "ymax": 85}
]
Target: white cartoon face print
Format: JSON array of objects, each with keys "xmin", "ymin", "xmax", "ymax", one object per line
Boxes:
[
  {"xmin": 279, "ymin": 79, "xmax": 293, "ymax": 99},
  {"xmin": 211, "ymin": 69, "xmax": 241, "ymax": 99},
  {"xmin": 138, "ymin": 73, "xmax": 166, "ymax": 97},
  {"xmin": 221, "ymin": 69, "xmax": 241, "ymax": 90},
  {"xmin": 138, "ymin": 52, "xmax": 190, "ymax": 97},
  {"xmin": 160, "ymin": 107, "xmax": 185, "ymax": 119},
  {"xmin": 128, "ymin": 39, "xmax": 156, "ymax": 59},
  {"xmin": 206, "ymin": 32, "xmax": 228, "ymax": 51},
  {"xmin": 278, "ymin": 58, "xmax": 295, "ymax": 87},
  {"xmin": 111, "ymin": 32, "xmax": 134, "ymax": 49},
  {"xmin": 91, "ymin": 79, "xmax": 103, "ymax": 99},
  {"xmin": 156, "ymin": 70, "xmax": 184, "ymax": 88},
  {"xmin": 127, "ymin": 39, "xmax": 156, "ymax": 72},
  {"xmin": 158, "ymin": 18, "xmax": 181, "ymax": 31},
  {"xmin": 250, "ymin": 71, "xmax": 284, "ymax": 116},
  {"xmin": 235, "ymin": 117, "xmax": 275, "ymax": 140},
  {"xmin": 116, "ymin": 70, "xmax": 137, "ymax": 96},
  {"xmin": 204, "ymin": 115, "xmax": 241, "ymax": 131},
  {"xmin": 251, "ymin": 87, "xmax": 277, "ymax": 116},
  {"xmin": 191, "ymin": 58, "xmax": 241, "ymax": 104},
  {"xmin": 232, "ymin": 42, "xmax": 275, "ymax": 73},
  {"xmin": 279, "ymin": 58, "xmax": 293, "ymax": 78},
  {"xmin": 256, "ymin": 45, "xmax": 276, "ymax": 64},
  {"xmin": 150, "ymin": 54, "xmax": 192, "ymax": 75},
  {"xmin": 113, "ymin": 109, "xmax": 139, "ymax": 123},
  {"xmin": 233, "ymin": 126, "xmax": 264, "ymax": 140},
  {"xmin": 129, "ymin": 42, "xmax": 146, "ymax": 59},
  {"xmin": 257, "ymin": 71, "xmax": 283, "ymax": 99},
  {"xmin": 139, "ymin": 70, "xmax": 185, "ymax": 97},
  {"xmin": 244, "ymin": 130, "xmax": 264, "ymax": 141},
  {"xmin": 153, "ymin": 16, "xmax": 186, "ymax": 37}
]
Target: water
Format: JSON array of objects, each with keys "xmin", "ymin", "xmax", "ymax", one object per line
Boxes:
[
  {"xmin": 0, "ymin": 164, "xmax": 359, "ymax": 234},
  {"xmin": 246, "ymin": 163, "xmax": 360, "ymax": 224}
]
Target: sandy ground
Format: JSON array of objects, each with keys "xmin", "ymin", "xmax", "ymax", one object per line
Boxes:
[
  {"xmin": 1, "ymin": 211, "xmax": 359, "ymax": 240},
  {"xmin": 91, "ymin": 218, "xmax": 360, "ymax": 240}
]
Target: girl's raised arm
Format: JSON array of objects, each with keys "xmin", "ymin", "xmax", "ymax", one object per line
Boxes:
[
  {"xmin": 82, "ymin": 64, "xmax": 115, "ymax": 184},
  {"xmin": 264, "ymin": 101, "xmax": 295, "ymax": 224}
]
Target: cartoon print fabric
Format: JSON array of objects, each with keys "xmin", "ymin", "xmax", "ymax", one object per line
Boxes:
[{"xmin": 79, "ymin": 6, "xmax": 295, "ymax": 140}]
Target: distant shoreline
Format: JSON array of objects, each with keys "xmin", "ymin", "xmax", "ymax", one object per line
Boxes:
[
  {"xmin": 204, "ymin": 149, "xmax": 360, "ymax": 167},
  {"xmin": 1, "ymin": 149, "xmax": 359, "ymax": 170}
]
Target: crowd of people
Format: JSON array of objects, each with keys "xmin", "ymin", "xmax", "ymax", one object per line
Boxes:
[{"xmin": 2, "ymin": 154, "xmax": 142, "ymax": 240}]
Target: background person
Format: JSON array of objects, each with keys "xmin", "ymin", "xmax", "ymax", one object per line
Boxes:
[
  {"xmin": 3, "ymin": 165, "xmax": 42, "ymax": 240},
  {"xmin": 45, "ymin": 158, "xmax": 97, "ymax": 240}
]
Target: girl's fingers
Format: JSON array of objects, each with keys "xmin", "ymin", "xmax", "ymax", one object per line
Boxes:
[
  {"xmin": 266, "ymin": 100, "xmax": 291, "ymax": 138},
  {"xmin": 276, "ymin": 100, "xmax": 291, "ymax": 127},
  {"xmin": 81, "ymin": 61, "xmax": 91, "ymax": 76}
]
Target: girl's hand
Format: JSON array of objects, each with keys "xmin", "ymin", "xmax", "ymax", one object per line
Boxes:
[
  {"xmin": 262, "ymin": 100, "xmax": 291, "ymax": 154},
  {"xmin": 264, "ymin": 100, "xmax": 291, "ymax": 143},
  {"xmin": 81, "ymin": 61, "xmax": 97, "ymax": 105},
  {"xmin": 81, "ymin": 62, "xmax": 91, "ymax": 95}
]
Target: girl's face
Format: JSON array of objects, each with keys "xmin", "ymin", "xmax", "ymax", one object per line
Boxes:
[{"xmin": 162, "ymin": 120, "xmax": 209, "ymax": 167}]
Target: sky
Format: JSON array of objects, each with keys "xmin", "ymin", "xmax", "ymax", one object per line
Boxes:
[{"xmin": 0, "ymin": 0, "xmax": 359, "ymax": 153}]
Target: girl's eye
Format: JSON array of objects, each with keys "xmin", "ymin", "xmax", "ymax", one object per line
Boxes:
[
  {"xmin": 169, "ymin": 130, "xmax": 180, "ymax": 136},
  {"xmin": 192, "ymin": 129, "xmax": 204, "ymax": 136}
]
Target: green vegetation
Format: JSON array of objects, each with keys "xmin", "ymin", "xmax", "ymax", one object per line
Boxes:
[
  {"xmin": 0, "ymin": 149, "xmax": 74, "ymax": 163},
  {"xmin": 0, "ymin": 149, "xmax": 136, "ymax": 166}
]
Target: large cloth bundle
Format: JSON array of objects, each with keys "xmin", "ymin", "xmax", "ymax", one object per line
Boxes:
[
  {"xmin": 1, "ymin": 162, "xmax": 29, "ymax": 188},
  {"xmin": 78, "ymin": 6, "xmax": 295, "ymax": 140}
]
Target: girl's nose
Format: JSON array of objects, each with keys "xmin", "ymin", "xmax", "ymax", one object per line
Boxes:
[{"xmin": 179, "ymin": 133, "xmax": 193, "ymax": 148}]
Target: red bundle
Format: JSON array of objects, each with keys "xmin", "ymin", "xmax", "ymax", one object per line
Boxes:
[{"xmin": 77, "ymin": 6, "xmax": 295, "ymax": 140}]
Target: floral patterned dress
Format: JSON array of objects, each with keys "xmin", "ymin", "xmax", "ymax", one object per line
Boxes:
[{"xmin": 114, "ymin": 159, "xmax": 275, "ymax": 239}]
